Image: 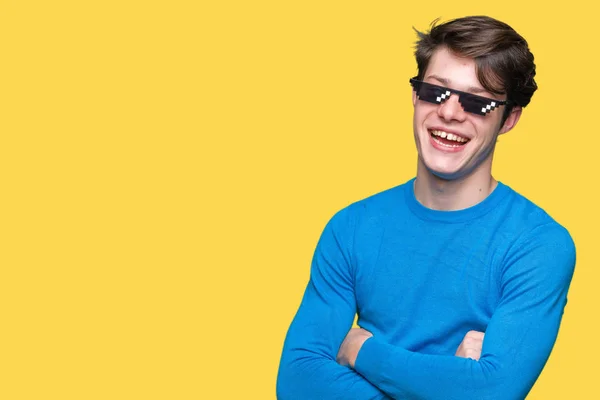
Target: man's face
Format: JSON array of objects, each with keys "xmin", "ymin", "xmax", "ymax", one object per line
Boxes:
[{"xmin": 412, "ymin": 47, "xmax": 520, "ymax": 180}]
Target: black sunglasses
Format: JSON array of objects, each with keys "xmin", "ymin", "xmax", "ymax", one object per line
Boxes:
[{"xmin": 409, "ymin": 78, "xmax": 511, "ymax": 116}]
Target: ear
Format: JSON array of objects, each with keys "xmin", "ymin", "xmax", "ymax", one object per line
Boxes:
[
  {"xmin": 498, "ymin": 106, "xmax": 522, "ymax": 135},
  {"xmin": 412, "ymin": 89, "xmax": 417, "ymax": 107}
]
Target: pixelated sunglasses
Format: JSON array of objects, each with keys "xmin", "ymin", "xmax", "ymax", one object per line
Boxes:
[{"xmin": 409, "ymin": 78, "xmax": 511, "ymax": 116}]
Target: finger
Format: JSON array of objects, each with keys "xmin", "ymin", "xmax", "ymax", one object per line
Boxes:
[
  {"xmin": 357, "ymin": 327, "xmax": 373, "ymax": 335},
  {"xmin": 466, "ymin": 330, "xmax": 485, "ymax": 340},
  {"xmin": 463, "ymin": 337, "xmax": 482, "ymax": 347}
]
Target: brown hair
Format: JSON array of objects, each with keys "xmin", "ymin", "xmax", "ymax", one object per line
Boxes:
[{"xmin": 414, "ymin": 16, "xmax": 537, "ymax": 111}]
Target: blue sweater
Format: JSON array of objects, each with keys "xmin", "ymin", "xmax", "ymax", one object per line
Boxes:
[{"xmin": 277, "ymin": 179, "xmax": 576, "ymax": 400}]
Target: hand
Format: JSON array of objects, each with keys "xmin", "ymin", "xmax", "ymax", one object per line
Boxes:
[
  {"xmin": 455, "ymin": 330, "xmax": 485, "ymax": 361},
  {"xmin": 336, "ymin": 328, "xmax": 373, "ymax": 368}
]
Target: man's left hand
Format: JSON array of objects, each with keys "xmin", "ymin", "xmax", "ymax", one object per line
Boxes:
[{"xmin": 336, "ymin": 327, "xmax": 373, "ymax": 368}]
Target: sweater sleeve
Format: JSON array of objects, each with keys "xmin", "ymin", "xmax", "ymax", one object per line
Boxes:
[
  {"xmin": 277, "ymin": 207, "xmax": 390, "ymax": 400},
  {"xmin": 353, "ymin": 224, "xmax": 576, "ymax": 400}
]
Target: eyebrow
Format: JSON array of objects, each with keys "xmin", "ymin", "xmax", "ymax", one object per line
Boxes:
[{"xmin": 426, "ymin": 74, "xmax": 490, "ymax": 95}]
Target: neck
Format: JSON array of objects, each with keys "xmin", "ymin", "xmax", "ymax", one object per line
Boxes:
[{"xmin": 414, "ymin": 162, "xmax": 497, "ymax": 211}]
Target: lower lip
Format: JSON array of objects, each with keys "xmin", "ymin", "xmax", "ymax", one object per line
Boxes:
[{"xmin": 429, "ymin": 134, "xmax": 468, "ymax": 153}]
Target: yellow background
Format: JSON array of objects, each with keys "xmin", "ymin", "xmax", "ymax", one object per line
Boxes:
[{"xmin": 1, "ymin": 1, "xmax": 597, "ymax": 399}]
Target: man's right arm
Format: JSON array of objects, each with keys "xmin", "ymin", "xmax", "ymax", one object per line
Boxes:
[{"xmin": 276, "ymin": 208, "xmax": 389, "ymax": 400}]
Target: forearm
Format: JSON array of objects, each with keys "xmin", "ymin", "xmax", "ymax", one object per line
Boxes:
[
  {"xmin": 354, "ymin": 302, "xmax": 563, "ymax": 400},
  {"xmin": 277, "ymin": 291, "xmax": 390, "ymax": 399},
  {"xmin": 355, "ymin": 337, "xmax": 525, "ymax": 400},
  {"xmin": 277, "ymin": 347, "xmax": 390, "ymax": 400}
]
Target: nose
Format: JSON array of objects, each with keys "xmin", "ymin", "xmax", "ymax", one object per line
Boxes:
[{"xmin": 437, "ymin": 93, "xmax": 467, "ymax": 122}]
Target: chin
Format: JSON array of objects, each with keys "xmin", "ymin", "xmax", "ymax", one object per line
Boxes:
[
  {"xmin": 421, "ymin": 157, "xmax": 467, "ymax": 181},
  {"xmin": 429, "ymin": 169, "xmax": 463, "ymax": 181}
]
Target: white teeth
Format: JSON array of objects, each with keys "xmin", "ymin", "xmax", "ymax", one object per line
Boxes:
[
  {"xmin": 430, "ymin": 130, "xmax": 468, "ymax": 143},
  {"xmin": 432, "ymin": 136, "xmax": 460, "ymax": 147}
]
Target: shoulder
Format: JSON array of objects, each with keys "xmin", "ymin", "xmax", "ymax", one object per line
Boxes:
[
  {"xmin": 498, "ymin": 184, "xmax": 573, "ymax": 241},
  {"xmin": 338, "ymin": 180, "xmax": 411, "ymax": 221},
  {"xmin": 499, "ymin": 184, "xmax": 576, "ymax": 278},
  {"xmin": 324, "ymin": 180, "xmax": 411, "ymax": 238}
]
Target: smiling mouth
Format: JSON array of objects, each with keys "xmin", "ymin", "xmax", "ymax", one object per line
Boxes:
[{"xmin": 429, "ymin": 129, "xmax": 470, "ymax": 147}]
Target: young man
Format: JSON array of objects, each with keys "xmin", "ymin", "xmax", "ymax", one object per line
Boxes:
[{"xmin": 276, "ymin": 16, "xmax": 576, "ymax": 400}]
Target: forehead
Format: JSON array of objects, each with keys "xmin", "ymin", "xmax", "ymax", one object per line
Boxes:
[{"xmin": 424, "ymin": 47, "xmax": 482, "ymax": 92}]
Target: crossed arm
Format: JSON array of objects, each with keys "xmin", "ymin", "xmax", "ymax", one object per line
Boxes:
[
  {"xmin": 337, "ymin": 328, "xmax": 484, "ymax": 368},
  {"xmin": 276, "ymin": 215, "xmax": 576, "ymax": 400}
]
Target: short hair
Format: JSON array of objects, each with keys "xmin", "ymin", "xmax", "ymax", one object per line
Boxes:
[{"xmin": 414, "ymin": 16, "xmax": 537, "ymax": 110}]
